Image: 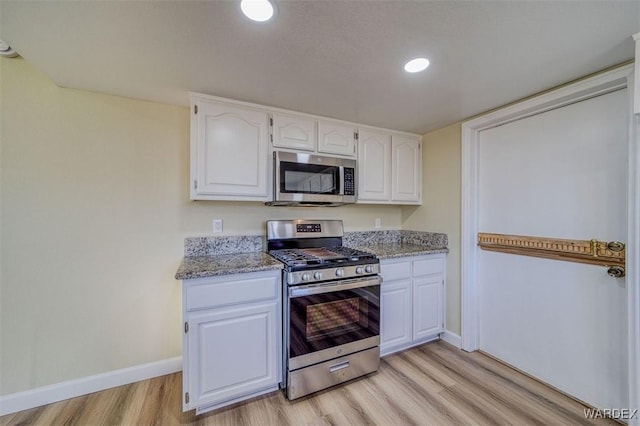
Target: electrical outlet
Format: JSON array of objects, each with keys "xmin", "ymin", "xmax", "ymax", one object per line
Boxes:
[
  {"xmin": 213, "ymin": 219, "xmax": 223, "ymax": 234},
  {"xmin": 375, "ymin": 218, "xmax": 381, "ymax": 229}
]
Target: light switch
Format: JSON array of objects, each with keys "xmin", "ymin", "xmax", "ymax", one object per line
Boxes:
[{"xmin": 213, "ymin": 219, "xmax": 223, "ymax": 233}]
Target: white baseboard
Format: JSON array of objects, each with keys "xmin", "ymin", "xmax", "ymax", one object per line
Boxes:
[
  {"xmin": 441, "ymin": 330, "xmax": 462, "ymax": 348},
  {"xmin": 0, "ymin": 356, "xmax": 182, "ymax": 416}
]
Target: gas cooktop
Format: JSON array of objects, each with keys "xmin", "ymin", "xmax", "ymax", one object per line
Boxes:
[
  {"xmin": 266, "ymin": 220, "xmax": 380, "ymax": 284},
  {"xmin": 269, "ymin": 246, "xmax": 377, "ymax": 268}
]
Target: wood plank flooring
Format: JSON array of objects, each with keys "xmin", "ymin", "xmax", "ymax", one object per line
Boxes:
[{"xmin": 0, "ymin": 340, "xmax": 616, "ymax": 425}]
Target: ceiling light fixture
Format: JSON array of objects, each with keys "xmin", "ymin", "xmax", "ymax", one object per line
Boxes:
[
  {"xmin": 404, "ymin": 57, "xmax": 430, "ymax": 73},
  {"xmin": 0, "ymin": 39, "xmax": 19, "ymax": 58},
  {"xmin": 240, "ymin": 0, "xmax": 276, "ymax": 22}
]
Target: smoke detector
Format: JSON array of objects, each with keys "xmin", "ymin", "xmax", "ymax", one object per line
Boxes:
[{"xmin": 0, "ymin": 40, "xmax": 19, "ymax": 58}]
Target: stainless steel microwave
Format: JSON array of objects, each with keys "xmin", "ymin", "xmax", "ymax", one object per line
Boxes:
[{"xmin": 267, "ymin": 151, "xmax": 356, "ymax": 206}]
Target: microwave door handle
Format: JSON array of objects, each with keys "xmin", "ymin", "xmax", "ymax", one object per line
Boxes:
[
  {"xmin": 338, "ymin": 166, "xmax": 344, "ymax": 195},
  {"xmin": 289, "ymin": 276, "xmax": 382, "ymax": 297}
]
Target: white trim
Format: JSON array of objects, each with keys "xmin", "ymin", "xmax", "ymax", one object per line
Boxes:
[
  {"xmin": 0, "ymin": 356, "xmax": 182, "ymax": 416},
  {"xmin": 461, "ymin": 121, "xmax": 480, "ymax": 351},
  {"xmin": 633, "ymin": 34, "xmax": 639, "ymax": 115},
  {"xmin": 628, "ymin": 69, "xmax": 640, "ymax": 425},
  {"xmin": 441, "ymin": 330, "xmax": 462, "ymax": 348},
  {"xmin": 461, "ymin": 62, "xmax": 638, "ymax": 413}
]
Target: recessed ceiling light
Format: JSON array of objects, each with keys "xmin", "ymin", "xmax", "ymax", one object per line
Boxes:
[
  {"xmin": 241, "ymin": 0, "xmax": 276, "ymax": 22},
  {"xmin": 404, "ymin": 57, "xmax": 430, "ymax": 73}
]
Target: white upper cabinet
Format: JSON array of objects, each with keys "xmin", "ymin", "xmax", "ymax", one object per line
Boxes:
[
  {"xmin": 189, "ymin": 93, "xmax": 419, "ymax": 202},
  {"xmin": 358, "ymin": 129, "xmax": 392, "ymax": 201},
  {"xmin": 191, "ymin": 95, "xmax": 270, "ymax": 201},
  {"xmin": 391, "ymin": 135, "xmax": 422, "ymax": 204},
  {"xmin": 271, "ymin": 113, "xmax": 316, "ymax": 151},
  {"xmin": 357, "ymin": 131, "xmax": 422, "ymax": 205},
  {"xmin": 317, "ymin": 120, "xmax": 357, "ymax": 157}
]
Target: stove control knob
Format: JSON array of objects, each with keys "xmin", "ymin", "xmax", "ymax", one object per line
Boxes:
[
  {"xmin": 365, "ymin": 265, "xmax": 373, "ymax": 274},
  {"xmin": 301, "ymin": 273, "xmax": 311, "ymax": 282},
  {"xmin": 313, "ymin": 271, "xmax": 323, "ymax": 281},
  {"xmin": 335, "ymin": 268, "xmax": 344, "ymax": 277},
  {"xmin": 355, "ymin": 267, "xmax": 364, "ymax": 275}
]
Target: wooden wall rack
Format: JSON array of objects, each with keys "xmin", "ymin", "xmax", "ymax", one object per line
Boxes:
[{"xmin": 477, "ymin": 232, "xmax": 625, "ymax": 268}]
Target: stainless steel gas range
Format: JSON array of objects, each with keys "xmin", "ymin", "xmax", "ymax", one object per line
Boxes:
[{"xmin": 267, "ymin": 219, "xmax": 381, "ymax": 400}]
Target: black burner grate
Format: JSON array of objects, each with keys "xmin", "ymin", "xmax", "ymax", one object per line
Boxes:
[{"xmin": 269, "ymin": 246, "xmax": 376, "ymax": 267}]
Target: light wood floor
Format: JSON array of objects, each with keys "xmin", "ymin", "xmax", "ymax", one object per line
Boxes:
[{"xmin": 1, "ymin": 340, "xmax": 615, "ymax": 425}]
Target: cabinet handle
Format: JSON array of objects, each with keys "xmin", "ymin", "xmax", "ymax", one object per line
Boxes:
[{"xmin": 329, "ymin": 361, "xmax": 350, "ymax": 373}]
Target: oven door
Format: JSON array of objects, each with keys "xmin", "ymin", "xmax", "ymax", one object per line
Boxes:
[{"xmin": 287, "ymin": 276, "xmax": 381, "ymax": 370}]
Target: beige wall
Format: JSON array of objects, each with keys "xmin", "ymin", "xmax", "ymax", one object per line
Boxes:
[
  {"xmin": 0, "ymin": 58, "xmax": 402, "ymax": 395},
  {"xmin": 402, "ymin": 124, "xmax": 462, "ymax": 335}
]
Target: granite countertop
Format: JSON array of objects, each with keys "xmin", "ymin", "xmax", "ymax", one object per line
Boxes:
[
  {"xmin": 176, "ymin": 230, "xmax": 449, "ymax": 280},
  {"xmin": 175, "ymin": 252, "xmax": 283, "ymax": 280},
  {"xmin": 350, "ymin": 243, "xmax": 449, "ymax": 260}
]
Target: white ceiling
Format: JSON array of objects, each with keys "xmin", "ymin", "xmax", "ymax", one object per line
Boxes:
[{"xmin": 1, "ymin": 1, "xmax": 638, "ymax": 134}]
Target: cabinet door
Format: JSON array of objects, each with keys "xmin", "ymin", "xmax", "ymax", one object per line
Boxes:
[
  {"xmin": 317, "ymin": 120, "xmax": 356, "ymax": 157},
  {"xmin": 391, "ymin": 135, "xmax": 422, "ymax": 203},
  {"xmin": 192, "ymin": 99, "xmax": 269, "ymax": 200},
  {"xmin": 271, "ymin": 113, "xmax": 316, "ymax": 151},
  {"xmin": 186, "ymin": 301, "xmax": 279, "ymax": 410},
  {"xmin": 380, "ymin": 280, "xmax": 413, "ymax": 355},
  {"xmin": 413, "ymin": 275, "xmax": 443, "ymax": 341},
  {"xmin": 357, "ymin": 130, "xmax": 391, "ymax": 202}
]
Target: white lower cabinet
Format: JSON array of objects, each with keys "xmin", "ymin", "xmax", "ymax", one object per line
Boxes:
[
  {"xmin": 380, "ymin": 279, "xmax": 413, "ymax": 350},
  {"xmin": 380, "ymin": 254, "xmax": 445, "ymax": 356},
  {"xmin": 182, "ymin": 270, "xmax": 281, "ymax": 415}
]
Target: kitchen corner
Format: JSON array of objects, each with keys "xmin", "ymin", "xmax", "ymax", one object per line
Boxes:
[{"xmin": 174, "ymin": 225, "xmax": 448, "ymax": 414}]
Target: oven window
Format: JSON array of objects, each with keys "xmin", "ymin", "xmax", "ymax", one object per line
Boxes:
[
  {"xmin": 289, "ymin": 286, "xmax": 380, "ymax": 359},
  {"xmin": 280, "ymin": 161, "xmax": 339, "ymax": 195},
  {"xmin": 306, "ymin": 297, "xmax": 367, "ymax": 340}
]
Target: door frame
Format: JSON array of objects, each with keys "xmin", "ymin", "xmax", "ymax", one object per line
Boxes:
[{"xmin": 461, "ymin": 63, "xmax": 639, "ymax": 416}]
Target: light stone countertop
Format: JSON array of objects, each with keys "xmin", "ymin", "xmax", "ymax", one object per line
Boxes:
[
  {"xmin": 175, "ymin": 230, "xmax": 449, "ymax": 280},
  {"xmin": 348, "ymin": 243, "xmax": 449, "ymax": 260},
  {"xmin": 175, "ymin": 252, "xmax": 283, "ymax": 280}
]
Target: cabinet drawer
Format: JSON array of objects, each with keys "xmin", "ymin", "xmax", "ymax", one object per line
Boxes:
[
  {"xmin": 381, "ymin": 261, "xmax": 411, "ymax": 282},
  {"xmin": 413, "ymin": 258, "xmax": 444, "ymax": 277},
  {"xmin": 186, "ymin": 275, "xmax": 278, "ymax": 311}
]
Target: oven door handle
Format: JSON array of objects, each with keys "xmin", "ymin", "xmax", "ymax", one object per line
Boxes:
[{"xmin": 289, "ymin": 276, "xmax": 382, "ymax": 297}]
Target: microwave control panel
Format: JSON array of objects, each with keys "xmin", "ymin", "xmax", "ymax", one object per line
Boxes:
[{"xmin": 344, "ymin": 168, "xmax": 355, "ymax": 195}]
